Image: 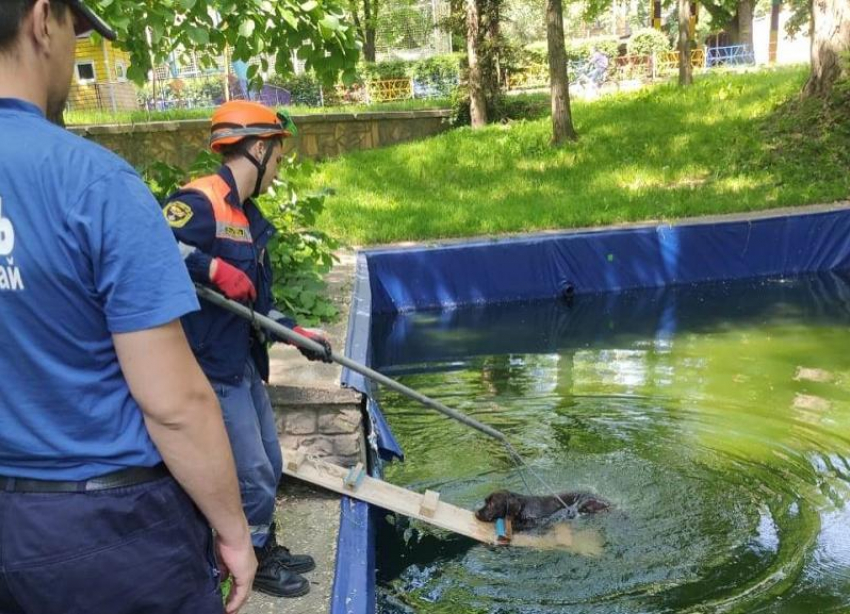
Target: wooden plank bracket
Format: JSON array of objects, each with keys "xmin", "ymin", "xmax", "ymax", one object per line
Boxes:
[
  {"xmin": 495, "ymin": 517, "xmax": 513, "ymax": 545},
  {"xmin": 285, "ymin": 449, "xmax": 306, "ymax": 473},
  {"xmin": 419, "ymin": 490, "xmax": 440, "ymax": 517},
  {"xmin": 343, "ymin": 462, "xmax": 366, "ymax": 491}
]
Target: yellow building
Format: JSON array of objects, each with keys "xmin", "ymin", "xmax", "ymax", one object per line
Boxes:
[{"xmin": 69, "ymin": 37, "xmax": 138, "ymax": 112}]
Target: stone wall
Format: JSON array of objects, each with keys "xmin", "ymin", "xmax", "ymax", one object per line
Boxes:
[
  {"xmin": 69, "ymin": 109, "xmax": 452, "ymax": 170},
  {"xmin": 268, "ymin": 385, "xmax": 366, "ymax": 468}
]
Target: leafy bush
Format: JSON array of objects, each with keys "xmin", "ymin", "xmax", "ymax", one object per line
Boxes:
[
  {"xmin": 515, "ymin": 37, "xmax": 619, "ymax": 71},
  {"xmin": 492, "ymin": 93, "xmax": 550, "ymax": 122},
  {"xmin": 628, "ymin": 28, "xmax": 671, "ymax": 56},
  {"xmin": 359, "ymin": 59, "xmax": 410, "ymax": 80},
  {"xmin": 258, "ymin": 162, "xmax": 340, "ymax": 324},
  {"xmin": 523, "ymin": 41, "xmax": 549, "ymax": 68},
  {"xmin": 358, "ymin": 55, "xmax": 461, "ymax": 98},
  {"xmin": 137, "ymin": 77, "xmax": 225, "ymax": 110},
  {"xmin": 269, "ymin": 73, "xmax": 323, "ymax": 107},
  {"xmin": 449, "ymin": 87, "xmax": 471, "ymax": 126},
  {"xmin": 565, "ymin": 37, "xmax": 620, "ymax": 63},
  {"xmin": 142, "ymin": 152, "xmax": 339, "ymax": 325},
  {"xmin": 449, "ymin": 91, "xmax": 549, "ymax": 126},
  {"xmin": 410, "ymin": 53, "xmax": 463, "ymax": 83}
]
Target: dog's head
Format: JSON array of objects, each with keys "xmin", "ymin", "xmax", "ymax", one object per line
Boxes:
[{"xmin": 475, "ymin": 490, "xmax": 524, "ymax": 522}]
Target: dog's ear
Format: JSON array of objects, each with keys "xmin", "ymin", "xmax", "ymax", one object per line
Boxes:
[{"xmin": 504, "ymin": 493, "xmax": 524, "ymax": 518}]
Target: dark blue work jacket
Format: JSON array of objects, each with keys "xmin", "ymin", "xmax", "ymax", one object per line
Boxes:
[{"xmin": 163, "ymin": 166, "xmax": 277, "ymax": 383}]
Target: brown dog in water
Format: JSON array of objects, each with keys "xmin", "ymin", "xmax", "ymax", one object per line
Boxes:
[{"xmin": 475, "ymin": 490, "xmax": 610, "ymax": 531}]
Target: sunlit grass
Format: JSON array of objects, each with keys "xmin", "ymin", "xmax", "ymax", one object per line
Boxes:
[{"xmin": 303, "ymin": 66, "xmax": 849, "ymax": 246}]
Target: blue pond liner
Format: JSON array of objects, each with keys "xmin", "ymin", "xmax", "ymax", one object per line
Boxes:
[{"xmin": 330, "ymin": 205, "xmax": 850, "ymax": 614}]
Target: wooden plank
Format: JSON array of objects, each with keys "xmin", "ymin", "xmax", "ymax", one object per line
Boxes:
[
  {"xmin": 282, "ymin": 452, "xmax": 604, "ymax": 555},
  {"xmin": 282, "ymin": 453, "xmax": 495, "ymax": 544}
]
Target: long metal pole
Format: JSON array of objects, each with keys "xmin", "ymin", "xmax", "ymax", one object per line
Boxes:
[
  {"xmin": 196, "ymin": 285, "xmax": 575, "ymax": 511},
  {"xmin": 195, "ymin": 285, "xmax": 510, "ymax": 444}
]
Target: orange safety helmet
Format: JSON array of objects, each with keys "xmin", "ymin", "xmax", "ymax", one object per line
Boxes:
[{"xmin": 209, "ymin": 100, "xmax": 297, "ymax": 153}]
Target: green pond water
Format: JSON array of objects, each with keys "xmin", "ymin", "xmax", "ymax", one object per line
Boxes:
[{"xmin": 372, "ymin": 274, "xmax": 850, "ymax": 614}]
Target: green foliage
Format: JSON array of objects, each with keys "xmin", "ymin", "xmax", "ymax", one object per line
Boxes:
[
  {"xmin": 628, "ymin": 28, "xmax": 672, "ymax": 56},
  {"xmin": 409, "ymin": 54, "xmax": 464, "ymax": 83},
  {"xmin": 502, "ymin": 0, "xmax": 546, "ymax": 46},
  {"xmin": 515, "ymin": 37, "xmax": 619, "ymax": 75},
  {"xmin": 143, "ymin": 151, "xmax": 220, "ymax": 202},
  {"xmin": 359, "ymin": 59, "xmax": 410, "ymax": 80},
  {"xmin": 374, "ymin": 0, "xmax": 434, "ymax": 50},
  {"xmin": 492, "ymin": 93, "xmax": 550, "ymax": 121},
  {"xmin": 762, "ymin": 73, "xmax": 850, "ymax": 188},
  {"xmin": 448, "ymin": 87, "xmax": 471, "ymax": 126},
  {"xmin": 141, "ymin": 151, "xmax": 339, "ymax": 324},
  {"xmin": 138, "ymin": 76, "xmax": 225, "ymax": 109},
  {"xmin": 522, "ymin": 41, "xmax": 549, "ymax": 67},
  {"xmin": 256, "ymin": 159, "xmax": 341, "ymax": 325},
  {"xmin": 783, "ymin": 0, "xmax": 811, "ymax": 37},
  {"xmin": 449, "ymin": 89, "xmax": 540, "ymax": 128},
  {"xmin": 305, "ymin": 67, "xmax": 850, "ymax": 245},
  {"xmin": 268, "ymin": 73, "xmax": 323, "ymax": 106},
  {"xmin": 566, "ymin": 37, "xmax": 620, "ymax": 63},
  {"xmin": 357, "ymin": 54, "xmax": 463, "ymax": 84},
  {"xmin": 92, "ymin": 0, "xmax": 360, "ymax": 86}
]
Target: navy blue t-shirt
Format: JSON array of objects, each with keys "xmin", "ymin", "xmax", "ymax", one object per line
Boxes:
[{"xmin": 0, "ymin": 99, "xmax": 199, "ymax": 480}]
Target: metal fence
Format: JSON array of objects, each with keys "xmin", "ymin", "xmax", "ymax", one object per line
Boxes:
[
  {"xmin": 66, "ymin": 44, "xmax": 757, "ymax": 118},
  {"xmin": 67, "ymin": 81, "xmax": 138, "ymax": 113},
  {"xmin": 65, "ymin": 72, "xmax": 457, "ymax": 120},
  {"xmin": 705, "ymin": 45, "xmax": 756, "ymax": 67},
  {"xmin": 505, "ymin": 44, "xmax": 755, "ymax": 93}
]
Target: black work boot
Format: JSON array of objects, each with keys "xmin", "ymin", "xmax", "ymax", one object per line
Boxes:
[
  {"xmin": 265, "ymin": 522, "xmax": 316, "ymax": 574},
  {"xmin": 253, "ymin": 537, "xmax": 310, "ymax": 598},
  {"xmin": 254, "ymin": 527, "xmax": 310, "ymax": 597}
]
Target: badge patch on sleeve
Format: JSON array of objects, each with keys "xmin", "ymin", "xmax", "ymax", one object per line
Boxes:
[{"xmin": 163, "ymin": 201, "xmax": 194, "ymax": 228}]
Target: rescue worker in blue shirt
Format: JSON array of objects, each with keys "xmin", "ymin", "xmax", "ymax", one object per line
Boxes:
[
  {"xmin": 163, "ymin": 100, "xmax": 333, "ymax": 599},
  {"xmin": 0, "ymin": 2, "xmax": 256, "ymax": 613}
]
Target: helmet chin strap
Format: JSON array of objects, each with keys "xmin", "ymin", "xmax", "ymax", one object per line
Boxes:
[{"xmin": 242, "ymin": 142, "xmax": 276, "ymax": 198}]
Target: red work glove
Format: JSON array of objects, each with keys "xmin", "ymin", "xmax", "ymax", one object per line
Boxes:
[
  {"xmin": 292, "ymin": 327, "xmax": 333, "ymax": 363},
  {"xmin": 210, "ymin": 258, "xmax": 257, "ymax": 302}
]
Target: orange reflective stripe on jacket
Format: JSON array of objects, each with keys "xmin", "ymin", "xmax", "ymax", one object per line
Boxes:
[{"xmin": 185, "ymin": 175, "xmax": 252, "ymax": 243}]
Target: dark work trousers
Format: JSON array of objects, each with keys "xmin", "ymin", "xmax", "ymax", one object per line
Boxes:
[
  {"xmin": 0, "ymin": 476, "xmax": 223, "ymax": 614},
  {"xmin": 213, "ymin": 358, "xmax": 282, "ymax": 549}
]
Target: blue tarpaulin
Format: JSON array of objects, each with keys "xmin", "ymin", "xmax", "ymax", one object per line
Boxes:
[
  {"xmin": 365, "ymin": 209, "xmax": 850, "ymax": 314},
  {"xmin": 331, "ymin": 205, "xmax": 850, "ymax": 614}
]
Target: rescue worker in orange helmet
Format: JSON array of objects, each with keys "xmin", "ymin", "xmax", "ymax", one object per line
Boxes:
[{"xmin": 162, "ymin": 100, "xmax": 332, "ymax": 599}]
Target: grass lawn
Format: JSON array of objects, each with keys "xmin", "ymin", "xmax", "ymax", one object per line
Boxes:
[
  {"xmin": 303, "ymin": 66, "xmax": 850, "ymax": 246},
  {"xmin": 64, "ymin": 97, "xmax": 451, "ymax": 126}
]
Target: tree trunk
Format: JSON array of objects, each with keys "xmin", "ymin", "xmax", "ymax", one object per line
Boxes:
[
  {"xmin": 769, "ymin": 0, "xmax": 781, "ymax": 63},
  {"xmin": 547, "ymin": 0, "xmax": 577, "ymax": 144},
  {"xmin": 483, "ymin": 0, "xmax": 502, "ymax": 106},
  {"xmin": 352, "ymin": 0, "xmax": 377, "ymax": 61},
  {"xmin": 737, "ymin": 0, "xmax": 755, "ymax": 51},
  {"xmin": 466, "ymin": 0, "xmax": 488, "ymax": 127},
  {"xmin": 725, "ymin": 18, "xmax": 740, "ymax": 44},
  {"xmin": 364, "ymin": 0, "xmax": 377, "ymax": 62},
  {"xmin": 364, "ymin": 28, "xmax": 376, "ymax": 62},
  {"xmin": 804, "ymin": 0, "xmax": 850, "ymax": 96},
  {"xmin": 678, "ymin": 0, "xmax": 693, "ymax": 85}
]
